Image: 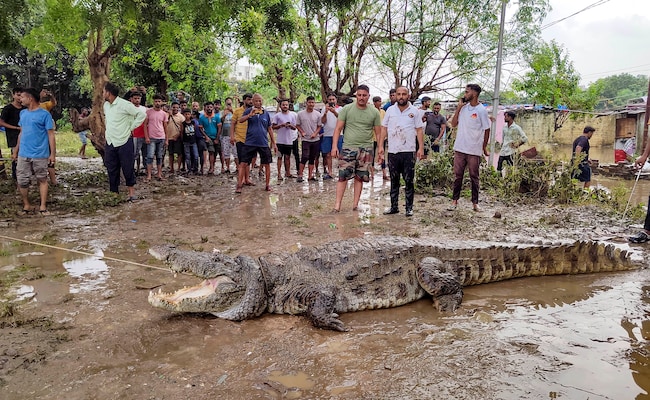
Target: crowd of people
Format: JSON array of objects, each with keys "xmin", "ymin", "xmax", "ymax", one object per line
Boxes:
[{"xmin": 1, "ymin": 82, "xmax": 572, "ymax": 219}]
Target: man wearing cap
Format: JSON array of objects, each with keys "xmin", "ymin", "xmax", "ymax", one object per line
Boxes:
[{"xmin": 572, "ymin": 126, "xmax": 595, "ymax": 189}]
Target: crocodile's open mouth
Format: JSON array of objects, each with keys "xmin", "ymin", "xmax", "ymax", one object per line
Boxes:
[{"xmin": 148, "ymin": 276, "xmax": 244, "ymax": 313}]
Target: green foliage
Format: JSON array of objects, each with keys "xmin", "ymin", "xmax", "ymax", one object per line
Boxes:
[
  {"xmin": 414, "ymin": 151, "xmax": 454, "ymax": 194},
  {"xmin": 592, "ymin": 73, "xmax": 649, "ymax": 111},
  {"xmin": 511, "ymin": 40, "xmax": 600, "ymax": 111}
]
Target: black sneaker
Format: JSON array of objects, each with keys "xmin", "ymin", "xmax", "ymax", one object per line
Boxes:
[
  {"xmin": 405, "ymin": 209, "xmax": 414, "ymax": 217},
  {"xmin": 383, "ymin": 207, "xmax": 399, "ymax": 215}
]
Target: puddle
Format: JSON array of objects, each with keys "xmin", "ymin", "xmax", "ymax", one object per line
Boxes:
[{"xmin": 0, "ymin": 240, "xmax": 110, "ymax": 296}]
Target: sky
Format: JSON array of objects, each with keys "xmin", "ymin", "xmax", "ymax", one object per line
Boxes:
[{"xmin": 540, "ymin": 0, "xmax": 650, "ymax": 86}]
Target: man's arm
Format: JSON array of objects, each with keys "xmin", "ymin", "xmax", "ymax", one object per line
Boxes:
[
  {"xmin": 143, "ymin": 114, "xmax": 151, "ymax": 143},
  {"xmin": 331, "ymin": 120, "xmax": 345, "ymax": 158},
  {"xmin": 483, "ymin": 129, "xmax": 490, "ymax": 156},
  {"xmin": 635, "ymin": 127, "xmax": 650, "ymax": 167},
  {"xmin": 416, "ymin": 127, "xmax": 424, "ymax": 159},
  {"xmin": 47, "ymin": 129, "xmax": 56, "ymax": 164},
  {"xmin": 449, "ymin": 100, "xmax": 465, "ymax": 128}
]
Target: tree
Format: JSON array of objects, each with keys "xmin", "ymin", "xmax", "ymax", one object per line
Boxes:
[
  {"xmin": 23, "ymin": 0, "xmax": 233, "ymax": 156},
  {"xmin": 511, "ymin": 40, "xmax": 598, "ymax": 110},
  {"xmin": 592, "ymin": 73, "xmax": 649, "ymax": 110},
  {"xmin": 297, "ymin": 0, "xmax": 384, "ymax": 99},
  {"xmin": 332, "ymin": 0, "xmax": 549, "ymax": 100}
]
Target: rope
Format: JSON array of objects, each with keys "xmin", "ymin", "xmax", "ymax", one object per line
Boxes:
[{"xmin": 0, "ymin": 234, "xmax": 170, "ymax": 273}]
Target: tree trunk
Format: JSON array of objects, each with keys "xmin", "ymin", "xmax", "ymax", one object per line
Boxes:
[{"xmin": 87, "ymin": 47, "xmax": 112, "ymax": 158}]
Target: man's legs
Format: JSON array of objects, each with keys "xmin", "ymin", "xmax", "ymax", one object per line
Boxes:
[
  {"xmin": 451, "ymin": 151, "xmax": 467, "ymax": 205},
  {"xmin": 168, "ymin": 141, "xmax": 176, "ymax": 174},
  {"xmin": 388, "ymin": 152, "xmax": 400, "ymax": 210},
  {"xmin": 403, "ymin": 153, "xmax": 416, "ymax": 212},
  {"xmin": 119, "ymin": 138, "xmax": 136, "ymax": 197},
  {"xmin": 334, "ymin": 180, "xmax": 347, "ymax": 212},
  {"xmin": 352, "ymin": 178, "xmax": 364, "ymax": 210},
  {"xmin": 105, "ymin": 143, "xmax": 121, "ymax": 192},
  {"xmin": 145, "ymin": 141, "xmax": 154, "ymax": 181},
  {"xmin": 292, "ymin": 138, "xmax": 300, "ymax": 175},
  {"xmin": 277, "ymin": 155, "xmax": 283, "ymax": 180},
  {"xmin": 467, "ymin": 154, "xmax": 480, "ymax": 207},
  {"xmin": 155, "ymin": 139, "xmax": 165, "ymax": 179}
]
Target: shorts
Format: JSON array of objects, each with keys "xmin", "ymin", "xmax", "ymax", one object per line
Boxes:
[
  {"xmin": 206, "ymin": 138, "xmax": 219, "ymax": 153},
  {"xmin": 78, "ymin": 130, "xmax": 89, "ymax": 145},
  {"xmin": 240, "ymin": 145, "xmax": 272, "ymax": 165},
  {"xmin": 168, "ymin": 139, "xmax": 183, "ymax": 156},
  {"xmin": 221, "ymin": 136, "xmax": 236, "ymax": 158},
  {"xmin": 236, "ymin": 141, "xmax": 246, "ymax": 160},
  {"xmin": 321, "ymin": 136, "xmax": 334, "ymax": 154},
  {"xmin": 337, "ymin": 147, "xmax": 373, "ymax": 182},
  {"xmin": 197, "ymin": 139, "xmax": 207, "ymax": 152},
  {"xmin": 277, "ymin": 143, "xmax": 293, "ymax": 157},
  {"xmin": 17, "ymin": 157, "xmax": 49, "ymax": 188},
  {"xmin": 574, "ymin": 163, "xmax": 591, "ymax": 183}
]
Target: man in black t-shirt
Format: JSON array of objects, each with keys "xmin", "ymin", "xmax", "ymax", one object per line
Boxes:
[
  {"xmin": 0, "ymin": 87, "xmax": 24, "ymax": 180},
  {"xmin": 424, "ymin": 101, "xmax": 447, "ymax": 155},
  {"xmin": 572, "ymin": 126, "xmax": 595, "ymax": 189}
]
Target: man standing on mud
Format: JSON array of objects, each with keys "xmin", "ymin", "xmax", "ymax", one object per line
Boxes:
[
  {"xmin": 448, "ymin": 83, "xmax": 490, "ymax": 212},
  {"xmin": 572, "ymin": 126, "xmax": 595, "ymax": 189},
  {"xmin": 379, "ymin": 86, "xmax": 424, "ymax": 217},
  {"xmin": 12, "ymin": 88, "xmax": 55, "ymax": 215},
  {"xmin": 103, "ymin": 82, "xmax": 146, "ymax": 200},
  {"xmin": 629, "ymin": 124, "xmax": 650, "ymax": 244},
  {"xmin": 331, "ymin": 84, "xmax": 382, "ymax": 212},
  {"xmin": 231, "ymin": 93, "xmax": 253, "ymax": 183},
  {"xmin": 0, "ymin": 87, "xmax": 24, "ymax": 180},
  {"xmin": 235, "ymin": 93, "xmax": 276, "ymax": 193}
]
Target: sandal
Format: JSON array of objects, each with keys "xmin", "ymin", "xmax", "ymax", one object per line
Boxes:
[
  {"xmin": 446, "ymin": 204, "xmax": 458, "ymax": 211},
  {"xmin": 235, "ymin": 185, "xmax": 242, "ymax": 194},
  {"xmin": 39, "ymin": 209, "xmax": 51, "ymax": 216},
  {"xmin": 19, "ymin": 208, "xmax": 34, "ymax": 216},
  {"xmin": 628, "ymin": 231, "xmax": 650, "ymax": 244},
  {"xmin": 265, "ymin": 185, "xmax": 272, "ymax": 192}
]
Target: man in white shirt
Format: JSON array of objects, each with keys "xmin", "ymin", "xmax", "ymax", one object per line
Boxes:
[
  {"xmin": 271, "ymin": 99, "xmax": 298, "ymax": 181},
  {"xmin": 448, "ymin": 84, "xmax": 491, "ymax": 212},
  {"xmin": 320, "ymin": 93, "xmax": 341, "ymax": 180},
  {"xmin": 378, "ymin": 86, "xmax": 424, "ymax": 217}
]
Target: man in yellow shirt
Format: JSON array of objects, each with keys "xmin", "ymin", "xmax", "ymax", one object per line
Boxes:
[{"xmin": 230, "ymin": 93, "xmax": 253, "ymax": 184}]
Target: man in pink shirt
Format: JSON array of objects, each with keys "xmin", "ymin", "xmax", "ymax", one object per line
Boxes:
[{"xmin": 144, "ymin": 94, "xmax": 168, "ymax": 181}]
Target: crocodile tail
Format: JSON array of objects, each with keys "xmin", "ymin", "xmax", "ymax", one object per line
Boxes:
[
  {"xmin": 434, "ymin": 241, "xmax": 639, "ymax": 287},
  {"xmin": 213, "ymin": 255, "xmax": 267, "ymax": 321}
]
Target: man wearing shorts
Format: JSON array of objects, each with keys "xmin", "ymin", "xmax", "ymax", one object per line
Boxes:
[
  {"xmin": 572, "ymin": 126, "xmax": 595, "ymax": 189},
  {"xmin": 331, "ymin": 84, "xmax": 382, "ymax": 212},
  {"xmin": 231, "ymin": 94, "xmax": 253, "ymax": 182},
  {"xmin": 320, "ymin": 93, "xmax": 341, "ymax": 180},
  {"xmin": 220, "ymin": 97, "xmax": 236, "ymax": 173},
  {"xmin": 166, "ymin": 102, "xmax": 185, "ymax": 174},
  {"xmin": 271, "ymin": 99, "xmax": 298, "ymax": 181},
  {"xmin": 144, "ymin": 94, "xmax": 168, "ymax": 181},
  {"xmin": 0, "ymin": 87, "xmax": 24, "ymax": 180},
  {"xmin": 198, "ymin": 101, "xmax": 221, "ymax": 175},
  {"xmin": 236, "ymin": 94, "xmax": 277, "ymax": 193},
  {"xmin": 296, "ymin": 96, "xmax": 322, "ymax": 182},
  {"xmin": 13, "ymin": 88, "xmax": 56, "ymax": 215}
]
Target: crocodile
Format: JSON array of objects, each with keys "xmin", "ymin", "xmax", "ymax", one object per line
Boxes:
[{"xmin": 148, "ymin": 237, "xmax": 639, "ymax": 331}]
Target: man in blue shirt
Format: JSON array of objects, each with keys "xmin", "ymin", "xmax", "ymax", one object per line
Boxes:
[
  {"xmin": 235, "ymin": 94, "xmax": 277, "ymax": 193},
  {"xmin": 198, "ymin": 101, "xmax": 222, "ymax": 175},
  {"xmin": 12, "ymin": 88, "xmax": 55, "ymax": 216}
]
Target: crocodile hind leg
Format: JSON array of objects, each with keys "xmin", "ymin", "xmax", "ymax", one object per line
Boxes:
[{"xmin": 416, "ymin": 257, "xmax": 463, "ymax": 312}]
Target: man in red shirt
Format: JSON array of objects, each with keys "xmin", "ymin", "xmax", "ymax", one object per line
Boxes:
[{"xmin": 130, "ymin": 92, "xmax": 147, "ymax": 174}]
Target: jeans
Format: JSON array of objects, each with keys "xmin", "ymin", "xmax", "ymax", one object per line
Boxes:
[
  {"xmin": 388, "ymin": 151, "xmax": 415, "ymax": 210},
  {"xmin": 146, "ymin": 138, "xmax": 165, "ymax": 166},
  {"xmin": 184, "ymin": 143, "xmax": 199, "ymax": 172},
  {"xmin": 452, "ymin": 151, "xmax": 481, "ymax": 204}
]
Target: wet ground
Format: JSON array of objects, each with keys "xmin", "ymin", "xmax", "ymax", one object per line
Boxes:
[{"xmin": 1, "ymin": 157, "xmax": 649, "ymax": 399}]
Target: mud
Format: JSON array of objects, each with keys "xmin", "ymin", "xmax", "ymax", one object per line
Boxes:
[{"xmin": 0, "ymin": 158, "xmax": 649, "ymax": 399}]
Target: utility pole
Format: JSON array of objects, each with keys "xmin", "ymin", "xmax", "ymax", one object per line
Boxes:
[{"xmin": 488, "ymin": 0, "xmax": 507, "ymax": 166}]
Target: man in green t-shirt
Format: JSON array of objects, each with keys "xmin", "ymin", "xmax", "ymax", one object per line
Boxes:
[{"xmin": 331, "ymin": 84, "xmax": 382, "ymax": 212}]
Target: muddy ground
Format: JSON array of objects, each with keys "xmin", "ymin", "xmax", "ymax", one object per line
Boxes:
[{"xmin": 0, "ymin": 158, "xmax": 649, "ymax": 399}]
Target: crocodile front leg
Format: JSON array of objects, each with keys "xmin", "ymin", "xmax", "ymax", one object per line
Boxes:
[
  {"xmin": 280, "ymin": 284, "xmax": 348, "ymax": 331},
  {"xmin": 416, "ymin": 257, "xmax": 463, "ymax": 312}
]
